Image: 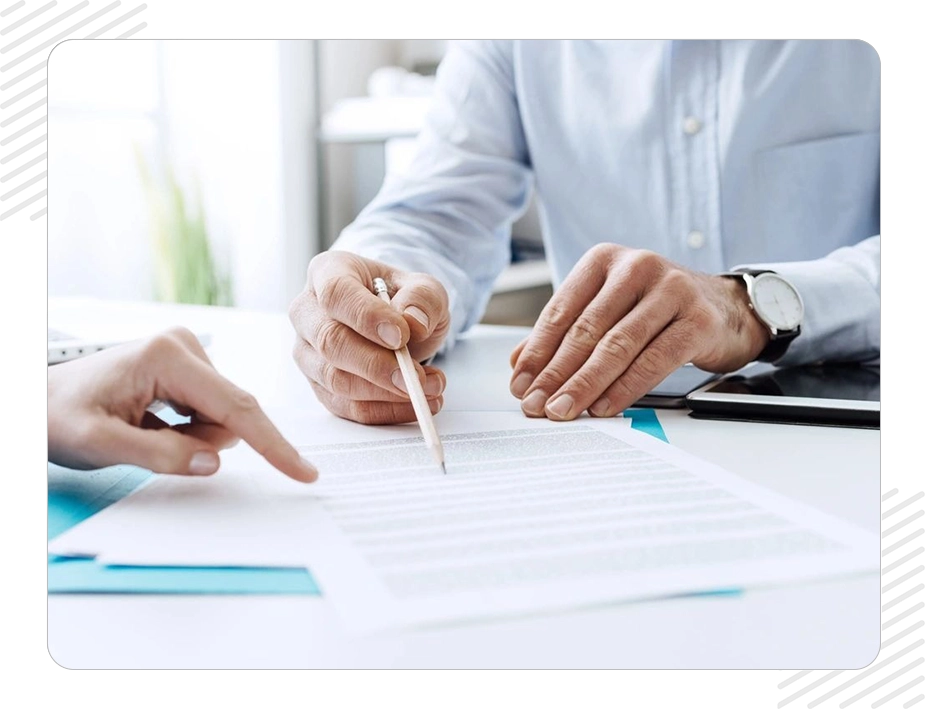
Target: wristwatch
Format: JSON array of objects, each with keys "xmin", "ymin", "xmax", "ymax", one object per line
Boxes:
[{"xmin": 720, "ymin": 268, "xmax": 804, "ymax": 362}]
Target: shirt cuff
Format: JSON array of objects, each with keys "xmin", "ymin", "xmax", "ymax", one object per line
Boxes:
[{"xmin": 732, "ymin": 257, "xmax": 880, "ymax": 366}]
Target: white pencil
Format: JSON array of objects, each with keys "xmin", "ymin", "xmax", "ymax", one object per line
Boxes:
[{"xmin": 372, "ymin": 277, "xmax": 446, "ymax": 474}]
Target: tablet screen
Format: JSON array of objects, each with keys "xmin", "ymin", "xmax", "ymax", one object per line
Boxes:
[{"xmin": 705, "ymin": 364, "xmax": 879, "ymax": 402}]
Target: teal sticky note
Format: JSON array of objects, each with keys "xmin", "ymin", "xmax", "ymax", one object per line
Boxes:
[
  {"xmin": 48, "ymin": 463, "xmax": 320, "ymax": 595},
  {"xmin": 624, "ymin": 408, "xmax": 669, "ymax": 443}
]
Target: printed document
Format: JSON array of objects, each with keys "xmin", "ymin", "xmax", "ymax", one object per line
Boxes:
[{"xmin": 49, "ymin": 412, "xmax": 878, "ymax": 632}]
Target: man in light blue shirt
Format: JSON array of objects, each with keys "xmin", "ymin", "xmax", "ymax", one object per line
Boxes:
[{"xmin": 289, "ymin": 40, "xmax": 880, "ymax": 424}]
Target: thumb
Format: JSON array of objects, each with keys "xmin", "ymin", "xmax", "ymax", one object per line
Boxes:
[
  {"xmin": 389, "ymin": 272, "xmax": 451, "ymax": 346},
  {"xmin": 94, "ymin": 421, "xmax": 223, "ymax": 476}
]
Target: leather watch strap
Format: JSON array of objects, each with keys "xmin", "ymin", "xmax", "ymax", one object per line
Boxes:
[{"xmin": 722, "ymin": 268, "xmax": 801, "ymax": 363}]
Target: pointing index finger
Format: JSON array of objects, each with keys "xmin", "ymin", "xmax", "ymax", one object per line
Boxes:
[{"xmin": 156, "ymin": 348, "xmax": 318, "ymax": 483}]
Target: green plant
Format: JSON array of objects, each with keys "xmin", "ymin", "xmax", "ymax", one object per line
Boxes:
[{"xmin": 135, "ymin": 147, "xmax": 233, "ymax": 306}]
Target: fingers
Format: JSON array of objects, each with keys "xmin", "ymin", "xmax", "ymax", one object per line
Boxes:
[
  {"xmin": 140, "ymin": 336, "xmax": 318, "ymax": 483},
  {"xmin": 587, "ymin": 323, "xmax": 692, "ymax": 417},
  {"xmin": 290, "ymin": 252, "xmax": 452, "ymax": 423},
  {"xmin": 144, "ymin": 409, "xmax": 240, "ymax": 452},
  {"xmin": 388, "ymin": 271, "xmax": 451, "ymax": 359},
  {"xmin": 311, "ymin": 381, "xmax": 444, "ymax": 425},
  {"xmin": 523, "ymin": 293, "xmax": 674, "ymax": 419},
  {"xmin": 295, "ymin": 335, "xmax": 446, "ymax": 425},
  {"xmin": 292, "ymin": 320, "xmax": 432, "ymax": 397},
  {"xmin": 509, "ymin": 248, "xmax": 719, "ymax": 421},
  {"xmin": 80, "ymin": 419, "xmax": 226, "ymax": 476},
  {"xmin": 174, "ymin": 421, "xmax": 240, "ymax": 451},
  {"xmin": 509, "ymin": 246, "xmax": 610, "ymax": 398},
  {"xmin": 509, "ymin": 337, "xmax": 528, "ymax": 369},
  {"xmin": 304, "ymin": 251, "xmax": 410, "ymax": 350}
]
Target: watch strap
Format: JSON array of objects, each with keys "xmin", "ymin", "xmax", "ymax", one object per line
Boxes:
[{"xmin": 720, "ymin": 269, "xmax": 801, "ymax": 363}]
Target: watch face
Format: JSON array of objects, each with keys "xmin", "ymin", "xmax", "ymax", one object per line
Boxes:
[{"xmin": 752, "ymin": 274, "xmax": 804, "ymax": 331}]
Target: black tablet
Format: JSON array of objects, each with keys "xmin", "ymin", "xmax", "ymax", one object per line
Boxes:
[{"xmin": 685, "ymin": 363, "xmax": 880, "ymax": 428}]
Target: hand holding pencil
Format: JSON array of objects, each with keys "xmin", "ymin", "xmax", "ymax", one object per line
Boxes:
[
  {"xmin": 373, "ymin": 277, "xmax": 447, "ymax": 473},
  {"xmin": 289, "ymin": 251, "xmax": 452, "ymax": 426}
]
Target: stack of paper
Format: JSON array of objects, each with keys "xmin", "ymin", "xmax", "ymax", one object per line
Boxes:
[{"xmin": 48, "ymin": 412, "xmax": 878, "ymax": 633}]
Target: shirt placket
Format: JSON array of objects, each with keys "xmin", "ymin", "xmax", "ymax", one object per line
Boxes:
[{"xmin": 667, "ymin": 40, "xmax": 723, "ymax": 274}]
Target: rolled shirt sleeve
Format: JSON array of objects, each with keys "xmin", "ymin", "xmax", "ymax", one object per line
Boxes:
[{"xmin": 332, "ymin": 40, "xmax": 533, "ymax": 348}]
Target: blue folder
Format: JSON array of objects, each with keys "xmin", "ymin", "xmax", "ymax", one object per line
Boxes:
[{"xmin": 48, "ymin": 463, "xmax": 320, "ymax": 594}]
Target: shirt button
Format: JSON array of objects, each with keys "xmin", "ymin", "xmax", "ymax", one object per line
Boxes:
[
  {"xmin": 682, "ymin": 116, "xmax": 702, "ymax": 135},
  {"xmin": 687, "ymin": 230, "xmax": 705, "ymax": 249}
]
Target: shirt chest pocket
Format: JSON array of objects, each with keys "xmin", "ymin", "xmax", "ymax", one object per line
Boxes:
[{"xmin": 751, "ymin": 131, "xmax": 880, "ymax": 262}]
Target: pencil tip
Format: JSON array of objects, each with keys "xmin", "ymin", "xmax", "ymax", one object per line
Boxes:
[{"xmin": 441, "ymin": 463, "xmax": 447, "ymax": 475}]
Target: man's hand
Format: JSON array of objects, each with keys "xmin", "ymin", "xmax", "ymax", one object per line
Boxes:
[
  {"xmin": 47, "ymin": 328, "xmax": 318, "ymax": 482},
  {"xmin": 509, "ymin": 244, "xmax": 769, "ymax": 420},
  {"xmin": 289, "ymin": 251, "xmax": 451, "ymax": 424}
]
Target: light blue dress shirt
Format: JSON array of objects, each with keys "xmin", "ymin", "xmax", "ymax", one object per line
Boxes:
[{"xmin": 335, "ymin": 40, "xmax": 880, "ymax": 365}]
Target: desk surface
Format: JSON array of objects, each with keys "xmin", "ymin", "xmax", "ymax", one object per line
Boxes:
[{"xmin": 47, "ymin": 298, "xmax": 880, "ymax": 669}]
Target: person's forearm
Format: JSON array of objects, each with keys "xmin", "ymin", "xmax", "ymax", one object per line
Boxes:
[{"xmin": 331, "ymin": 41, "xmax": 533, "ymax": 349}]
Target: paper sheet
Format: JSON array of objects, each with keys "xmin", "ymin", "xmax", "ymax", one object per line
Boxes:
[
  {"xmin": 293, "ymin": 416, "xmax": 878, "ymax": 631},
  {"xmin": 48, "ymin": 412, "xmax": 877, "ymax": 632}
]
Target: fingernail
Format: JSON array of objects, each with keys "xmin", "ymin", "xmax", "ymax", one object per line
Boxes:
[
  {"xmin": 391, "ymin": 369, "xmax": 408, "ymax": 393},
  {"xmin": 589, "ymin": 397, "xmax": 611, "ymax": 417},
  {"xmin": 428, "ymin": 397, "xmax": 442, "ymax": 414},
  {"xmin": 511, "ymin": 372, "xmax": 534, "ymax": 398},
  {"xmin": 404, "ymin": 305, "xmax": 430, "ymax": 331},
  {"xmin": 188, "ymin": 451, "xmax": 219, "ymax": 476},
  {"xmin": 521, "ymin": 389, "xmax": 549, "ymax": 416},
  {"xmin": 377, "ymin": 323, "xmax": 402, "ymax": 349},
  {"xmin": 424, "ymin": 374, "xmax": 444, "ymax": 397},
  {"xmin": 546, "ymin": 394, "xmax": 575, "ymax": 420},
  {"xmin": 300, "ymin": 456, "xmax": 319, "ymax": 482}
]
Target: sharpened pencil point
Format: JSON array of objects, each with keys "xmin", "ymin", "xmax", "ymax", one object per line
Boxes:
[{"xmin": 441, "ymin": 463, "xmax": 447, "ymax": 475}]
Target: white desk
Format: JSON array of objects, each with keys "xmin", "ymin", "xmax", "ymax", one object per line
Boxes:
[{"xmin": 48, "ymin": 298, "xmax": 880, "ymax": 669}]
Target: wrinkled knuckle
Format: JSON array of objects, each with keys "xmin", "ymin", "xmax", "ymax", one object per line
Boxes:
[
  {"xmin": 370, "ymin": 354, "xmax": 396, "ymax": 385},
  {"xmin": 141, "ymin": 332, "xmax": 182, "ymax": 362},
  {"xmin": 308, "ymin": 250, "xmax": 333, "ymax": 275},
  {"xmin": 568, "ymin": 319, "xmax": 601, "ymax": 348},
  {"xmin": 608, "ymin": 377, "xmax": 639, "ymax": 408},
  {"xmin": 629, "ymin": 249, "xmax": 664, "ymax": 279},
  {"xmin": 413, "ymin": 274, "xmax": 448, "ymax": 302},
  {"xmin": 568, "ymin": 370, "xmax": 600, "ymax": 396},
  {"xmin": 601, "ymin": 331, "xmax": 635, "ymax": 363},
  {"xmin": 165, "ymin": 326, "xmax": 197, "ymax": 347},
  {"xmin": 288, "ymin": 292, "xmax": 309, "ymax": 324},
  {"xmin": 230, "ymin": 387, "xmax": 260, "ymax": 415},
  {"xmin": 538, "ymin": 363, "xmax": 570, "ymax": 387},
  {"xmin": 633, "ymin": 356, "xmax": 666, "ymax": 386},
  {"xmin": 314, "ymin": 319, "xmax": 345, "ymax": 358},
  {"xmin": 320, "ymin": 361, "xmax": 344, "ymax": 394},
  {"xmin": 661, "ymin": 269, "xmax": 693, "ymax": 298},
  {"xmin": 345, "ymin": 400, "xmax": 377, "ymax": 425},
  {"xmin": 316, "ymin": 277, "xmax": 346, "ymax": 311},
  {"xmin": 587, "ymin": 242, "xmax": 618, "ymax": 261},
  {"xmin": 516, "ymin": 352, "xmax": 542, "ymax": 376},
  {"xmin": 542, "ymin": 301, "xmax": 573, "ymax": 330}
]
